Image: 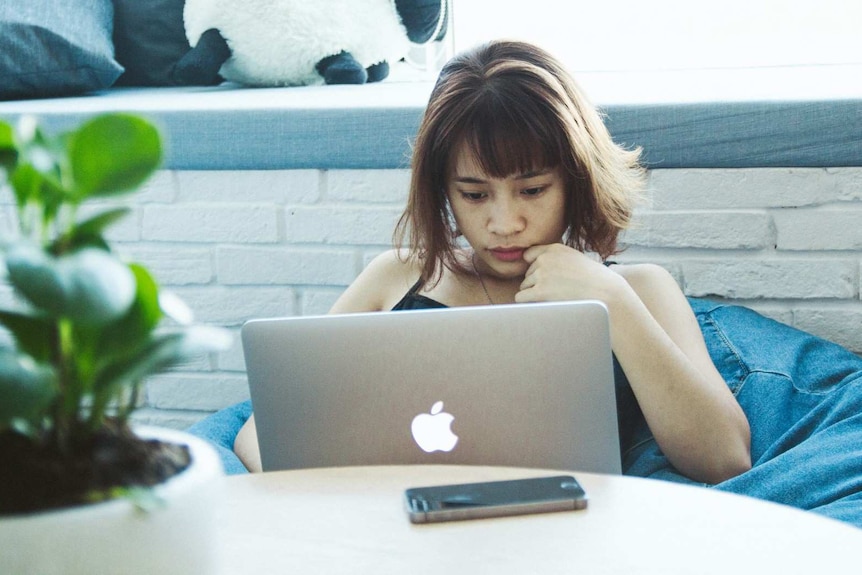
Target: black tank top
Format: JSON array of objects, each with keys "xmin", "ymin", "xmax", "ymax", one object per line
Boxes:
[{"xmin": 391, "ymin": 279, "xmax": 447, "ymax": 310}]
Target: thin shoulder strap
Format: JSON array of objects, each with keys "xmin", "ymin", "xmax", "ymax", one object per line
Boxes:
[{"xmin": 406, "ymin": 278, "xmax": 425, "ymax": 294}]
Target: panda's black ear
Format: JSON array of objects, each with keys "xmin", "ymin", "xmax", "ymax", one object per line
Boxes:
[
  {"xmin": 171, "ymin": 28, "xmax": 231, "ymax": 86},
  {"xmin": 395, "ymin": 0, "xmax": 449, "ymax": 44}
]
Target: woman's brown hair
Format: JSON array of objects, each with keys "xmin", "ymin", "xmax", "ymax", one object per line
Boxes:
[{"xmin": 394, "ymin": 39, "xmax": 645, "ymax": 284}]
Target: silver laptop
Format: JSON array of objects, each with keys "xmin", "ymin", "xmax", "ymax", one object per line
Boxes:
[{"xmin": 241, "ymin": 300, "xmax": 621, "ymax": 474}]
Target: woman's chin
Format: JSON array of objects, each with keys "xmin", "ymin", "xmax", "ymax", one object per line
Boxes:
[{"xmin": 484, "ymin": 261, "xmax": 529, "ymax": 282}]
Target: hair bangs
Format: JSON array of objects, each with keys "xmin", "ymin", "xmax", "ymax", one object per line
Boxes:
[{"xmin": 456, "ymin": 89, "xmax": 565, "ymax": 179}]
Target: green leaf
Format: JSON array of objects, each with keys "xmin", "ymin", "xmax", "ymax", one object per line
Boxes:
[
  {"xmin": 9, "ymin": 163, "xmax": 66, "ymax": 219},
  {"xmin": 126, "ymin": 264, "xmax": 163, "ymax": 332},
  {"xmin": 0, "ymin": 309, "xmax": 54, "ymax": 362},
  {"xmin": 0, "ymin": 349, "xmax": 57, "ymax": 428},
  {"xmin": 97, "ymin": 263, "xmax": 163, "ymax": 359},
  {"xmin": 13, "ymin": 117, "xmax": 65, "ymax": 185},
  {"xmin": 93, "ymin": 326, "xmax": 231, "ymax": 396},
  {"xmin": 9, "ymin": 163, "xmax": 38, "ymax": 208},
  {"xmin": 51, "ymin": 207, "xmax": 131, "ymax": 253},
  {"xmin": 6, "ymin": 244, "xmax": 137, "ymax": 326},
  {"xmin": 159, "ymin": 290, "xmax": 193, "ymax": 325},
  {"xmin": 68, "ymin": 114, "xmax": 162, "ymax": 199},
  {"xmin": 59, "ymin": 249, "xmax": 138, "ymax": 326},
  {"xmin": 5, "ymin": 243, "xmax": 66, "ymax": 313},
  {"xmin": 0, "ymin": 121, "xmax": 16, "ymax": 175},
  {"xmin": 75, "ymin": 207, "xmax": 131, "ymax": 238},
  {"xmin": 94, "ymin": 332, "xmax": 184, "ymax": 396},
  {"xmin": 0, "ymin": 120, "xmax": 12, "ymax": 145}
]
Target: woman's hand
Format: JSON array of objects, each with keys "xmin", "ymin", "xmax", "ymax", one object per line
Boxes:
[{"xmin": 515, "ymin": 243, "xmax": 624, "ymax": 304}]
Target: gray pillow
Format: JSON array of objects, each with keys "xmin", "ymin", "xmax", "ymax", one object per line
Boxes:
[{"xmin": 0, "ymin": 0, "xmax": 123, "ymax": 100}]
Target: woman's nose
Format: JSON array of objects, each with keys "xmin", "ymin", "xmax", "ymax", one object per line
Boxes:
[{"xmin": 487, "ymin": 200, "xmax": 525, "ymax": 236}]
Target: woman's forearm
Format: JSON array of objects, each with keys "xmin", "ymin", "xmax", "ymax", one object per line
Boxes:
[{"xmin": 606, "ymin": 279, "xmax": 751, "ymax": 484}]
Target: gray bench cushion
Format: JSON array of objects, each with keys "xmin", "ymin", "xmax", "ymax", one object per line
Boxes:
[{"xmin": 1, "ymin": 82, "xmax": 859, "ymax": 169}]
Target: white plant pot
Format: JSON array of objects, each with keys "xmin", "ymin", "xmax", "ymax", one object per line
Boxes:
[{"xmin": 0, "ymin": 426, "xmax": 225, "ymax": 575}]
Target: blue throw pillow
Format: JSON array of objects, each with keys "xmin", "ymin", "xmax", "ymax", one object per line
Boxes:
[{"xmin": 0, "ymin": 0, "xmax": 123, "ymax": 100}]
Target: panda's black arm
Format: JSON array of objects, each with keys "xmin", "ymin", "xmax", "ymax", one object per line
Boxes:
[{"xmin": 170, "ymin": 28, "xmax": 231, "ymax": 86}]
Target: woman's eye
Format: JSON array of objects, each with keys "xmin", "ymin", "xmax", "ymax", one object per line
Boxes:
[
  {"xmin": 461, "ymin": 191, "xmax": 486, "ymax": 201},
  {"xmin": 522, "ymin": 187, "xmax": 544, "ymax": 197}
]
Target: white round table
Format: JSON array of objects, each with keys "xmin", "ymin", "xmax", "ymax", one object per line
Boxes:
[{"xmin": 216, "ymin": 465, "xmax": 862, "ymax": 574}]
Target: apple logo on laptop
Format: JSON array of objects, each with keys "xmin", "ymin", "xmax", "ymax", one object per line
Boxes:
[{"xmin": 411, "ymin": 401, "xmax": 459, "ymax": 453}]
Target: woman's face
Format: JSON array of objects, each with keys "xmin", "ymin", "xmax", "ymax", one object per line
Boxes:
[{"xmin": 445, "ymin": 142, "xmax": 569, "ymax": 280}]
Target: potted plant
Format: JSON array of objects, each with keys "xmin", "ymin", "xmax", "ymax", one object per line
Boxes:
[{"xmin": 0, "ymin": 113, "xmax": 231, "ymax": 574}]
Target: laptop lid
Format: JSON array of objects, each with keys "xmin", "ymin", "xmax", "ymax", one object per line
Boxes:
[{"xmin": 241, "ymin": 300, "xmax": 621, "ymax": 474}]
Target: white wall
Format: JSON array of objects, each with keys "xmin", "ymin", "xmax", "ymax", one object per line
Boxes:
[
  {"xmin": 8, "ymin": 166, "xmax": 859, "ymax": 429},
  {"xmin": 451, "ymin": 0, "xmax": 862, "ymax": 72}
]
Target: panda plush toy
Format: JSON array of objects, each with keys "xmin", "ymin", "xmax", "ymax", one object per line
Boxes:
[{"xmin": 172, "ymin": 0, "xmax": 448, "ymax": 87}]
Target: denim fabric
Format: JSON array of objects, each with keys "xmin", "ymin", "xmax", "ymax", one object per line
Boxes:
[
  {"xmin": 186, "ymin": 399, "xmax": 253, "ymax": 475},
  {"xmin": 624, "ymin": 298, "xmax": 862, "ymax": 526}
]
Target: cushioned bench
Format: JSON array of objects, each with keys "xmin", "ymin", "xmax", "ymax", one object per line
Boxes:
[{"xmin": 2, "ymin": 81, "xmax": 861, "ymax": 170}]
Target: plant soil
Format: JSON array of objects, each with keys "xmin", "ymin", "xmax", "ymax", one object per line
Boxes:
[{"xmin": 0, "ymin": 419, "xmax": 191, "ymax": 515}]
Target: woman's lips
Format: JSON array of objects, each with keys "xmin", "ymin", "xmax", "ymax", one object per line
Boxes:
[{"xmin": 489, "ymin": 248, "xmax": 526, "ymax": 262}]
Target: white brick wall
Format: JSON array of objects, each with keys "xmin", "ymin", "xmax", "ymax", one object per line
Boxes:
[
  {"xmin": 6, "ymin": 167, "xmax": 860, "ymax": 429},
  {"xmin": 620, "ymin": 167, "xmax": 862, "ymax": 355}
]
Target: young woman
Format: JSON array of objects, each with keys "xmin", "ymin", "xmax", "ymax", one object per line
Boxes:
[{"xmin": 236, "ymin": 39, "xmax": 752, "ymax": 482}]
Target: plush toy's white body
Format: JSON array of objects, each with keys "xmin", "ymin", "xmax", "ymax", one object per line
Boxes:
[{"xmin": 184, "ymin": 0, "xmax": 412, "ymax": 86}]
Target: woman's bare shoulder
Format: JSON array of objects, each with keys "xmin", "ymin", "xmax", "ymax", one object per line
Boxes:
[
  {"xmin": 610, "ymin": 262, "xmax": 699, "ymax": 331},
  {"xmin": 329, "ymin": 249, "xmax": 422, "ymax": 314},
  {"xmin": 609, "ymin": 261, "xmax": 690, "ymax": 311},
  {"xmin": 611, "ymin": 262, "xmax": 677, "ymax": 291},
  {"xmin": 364, "ymin": 249, "xmax": 423, "ymax": 290}
]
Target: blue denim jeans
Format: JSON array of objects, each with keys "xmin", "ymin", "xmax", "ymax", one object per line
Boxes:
[
  {"xmin": 623, "ymin": 298, "xmax": 862, "ymax": 527},
  {"xmin": 186, "ymin": 399, "xmax": 253, "ymax": 475}
]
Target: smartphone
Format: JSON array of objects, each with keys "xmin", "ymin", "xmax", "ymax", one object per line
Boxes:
[{"xmin": 404, "ymin": 475, "xmax": 587, "ymax": 524}]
